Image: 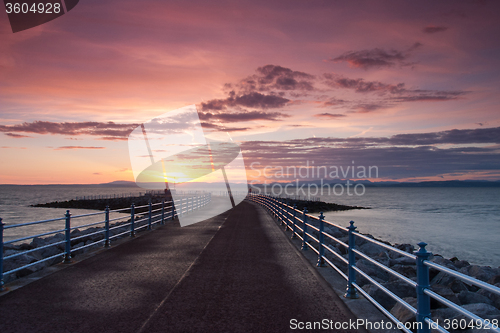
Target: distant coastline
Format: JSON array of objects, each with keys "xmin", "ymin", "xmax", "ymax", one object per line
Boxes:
[{"xmin": 1, "ymin": 179, "xmax": 500, "ymax": 187}]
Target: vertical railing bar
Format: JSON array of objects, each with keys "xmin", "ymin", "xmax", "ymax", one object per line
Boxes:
[
  {"xmin": 344, "ymin": 221, "xmax": 358, "ymax": 298},
  {"xmin": 63, "ymin": 210, "xmax": 72, "ymax": 263},
  {"xmin": 317, "ymin": 212, "xmax": 325, "ymax": 267},
  {"xmin": 130, "ymin": 203, "xmax": 135, "ymax": 237},
  {"xmin": 148, "ymin": 200, "xmax": 152, "ymax": 230},
  {"xmin": 416, "ymin": 242, "xmax": 432, "ymax": 333},
  {"xmin": 104, "ymin": 206, "xmax": 110, "ymax": 248},
  {"xmin": 301, "ymin": 207, "xmax": 308, "ymax": 251},
  {"xmin": 0, "ymin": 218, "xmax": 4, "ymax": 291},
  {"xmin": 161, "ymin": 200, "xmax": 165, "ymax": 225},
  {"xmin": 291, "ymin": 204, "xmax": 297, "ymax": 239}
]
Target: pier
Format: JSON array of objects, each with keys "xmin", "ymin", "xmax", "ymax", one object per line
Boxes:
[
  {"xmin": 1, "ymin": 194, "xmax": 500, "ymax": 333},
  {"xmin": 0, "ymin": 200, "xmax": 362, "ymax": 333}
]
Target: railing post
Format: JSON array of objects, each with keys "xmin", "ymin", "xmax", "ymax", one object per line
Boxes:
[
  {"xmin": 301, "ymin": 207, "xmax": 308, "ymax": 251},
  {"xmin": 279, "ymin": 198, "xmax": 284, "ymax": 225},
  {"xmin": 317, "ymin": 212, "xmax": 325, "ymax": 267},
  {"xmin": 284, "ymin": 200, "xmax": 289, "ymax": 229},
  {"xmin": 416, "ymin": 242, "xmax": 432, "ymax": 333},
  {"xmin": 291, "ymin": 205, "xmax": 297, "ymax": 239},
  {"xmin": 63, "ymin": 210, "xmax": 72, "ymax": 263},
  {"xmin": 104, "ymin": 206, "xmax": 110, "ymax": 248},
  {"xmin": 161, "ymin": 200, "xmax": 165, "ymax": 225},
  {"xmin": 171, "ymin": 200, "xmax": 175, "ymax": 220},
  {"xmin": 130, "ymin": 203, "xmax": 135, "ymax": 237},
  {"xmin": 0, "ymin": 218, "xmax": 4, "ymax": 291},
  {"xmin": 148, "ymin": 199, "xmax": 152, "ymax": 230},
  {"xmin": 344, "ymin": 221, "xmax": 358, "ymax": 298}
]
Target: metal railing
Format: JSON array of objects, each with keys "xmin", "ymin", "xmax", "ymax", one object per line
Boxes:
[
  {"xmin": 247, "ymin": 194, "xmax": 500, "ymax": 333},
  {"xmin": 0, "ymin": 193, "xmax": 211, "ymax": 291}
]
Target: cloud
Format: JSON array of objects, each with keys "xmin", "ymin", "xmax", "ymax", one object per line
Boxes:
[
  {"xmin": 4, "ymin": 133, "xmax": 32, "ymax": 138},
  {"xmin": 330, "ymin": 43, "xmax": 422, "ymax": 69},
  {"xmin": 199, "ymin": 110, "xmax": 289, "ymax": 122},
  {"xmin": 200, "ymin": 122, "xmax": 249, "ymax": 132},
  {"xmin": 423, "ymin": 26, "xmax": 448, "ymax": 34},
  {"xmin": 93, "ymin": 172, "xmax": 102, "ymax": 175},
  {"xmin": 0, "ymin": 121, "xmax": 138, "ymax": 140},
  {"xmin": 323, "ymin": 74, "xmax": 466, "ymax": 103},
  {"xmin": 240, "ymin": 127, "xmax": 500, "ymax": 180},
  {"xmin": 53, "ymin": 146, "xmax": 106, "ymax": 150},
  {"xmin": 201, "ymin": 92, "xmax": 290, "ymax": 111},
  {"xmin": 1, "ymin": 146, "xmax": 27, "ymax": 149},
  {"xmin": 314, "ymin": 113, "xmax": 346, "ymax": 119},
  {"xmin": 324, "ymin": 74, "xmax": 406, "ymax": 93},
  {"xmin": 230, "ymin": 65, "xmax": 316, "ymax": 94}
]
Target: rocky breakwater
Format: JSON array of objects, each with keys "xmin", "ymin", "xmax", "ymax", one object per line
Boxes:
[
  {"xmin": 303, "ymin": 223, "xmax": 500, "ymax": 332},
  {"xmin": 2, "ymin": 214, "xmax": 154, "ymax": 284},
  {"xmin": 31, "ymin": 194, "xmax": 169, "ymax": 214},
  {"xmin": 281, "ymin": 198, "xmax": 369, "ymax": 213}
]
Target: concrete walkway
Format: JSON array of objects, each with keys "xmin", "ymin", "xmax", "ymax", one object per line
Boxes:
[{"xmin": 0, "ymin": 201, "xmax": 365, "ymax": 333}]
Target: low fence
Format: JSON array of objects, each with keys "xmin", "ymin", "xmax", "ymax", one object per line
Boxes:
[
  {"xmin": 247, "ymin": 194, "xmax": 500, "ymax": 333},
  {"xmin": 0, "ymin": 193, "xmax": 211, "ymax": 291}
]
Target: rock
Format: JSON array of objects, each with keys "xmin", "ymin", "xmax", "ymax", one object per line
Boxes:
[
  {"xmin": 458, "ymin": 290, "xmax": 493, "ymax": 306},
  {"xmin": 431, "ymin": 272, "xmax": 469, "ymax": 293},
  {"xmin": 454, "ymin": 303, "xmax": 500, "ymax": 321},
  {"xmin": 431, "ymin": 307, "xmax": 457, "ymax": 325},
  {"xmin": 390, "ymin": 297, "xmax": 417, "ymax": 324},
  {"xmin": 460, "ymin": 265, "xmax": 498, "ymax": 283},
  {"xmin": 357, "ymin": 259, "xmax": 390, "ymax": 281},
  {"xmin": 362, "ymin": 281, "xmax": 416, "ymax": 310},
  {"xmin": 477, "ymin": 283, "xmax": 500, "ymax": 309},
  {"xmin": 30, "ymin": 237, "xmax": 47, "ymax": 248},
  {"xmin": 390, "ymin": 264, "xmax": 417, "ymax": 280},
  {"xmin": 430, "ymin": 285, "xmax": 461, "ymax": 309},
  {"xmin": 487, "ymin": 275, "xmax": 500, "ymax": 285},
  {"xmin": 389, "ymin": 256, "xmax": 416, "ymax": 267},
  {"xmin": 359, "ymin": 242, "xmax": 385, "ymax": 257}
]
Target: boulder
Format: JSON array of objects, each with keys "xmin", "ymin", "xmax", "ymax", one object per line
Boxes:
[
  {"xmin": 458, "ymin": 290, "xmax": 493, "ymax": 306},
  {"xmin": 390, "ymin": 264, "xmax": 417, "ymax": 280},
  {"xmin": 460, "ymin": 265, "xmax": 498, "ymax": 283},
  {"xmin": 390, "ymin": 297, "xmax": 417, "ymax": 324},
  {"xmin": 477, "ymin": 283, "xmax": 500, "ymax": 310},
  {"xmin": 430, "ymin": 284, "xmax": 461, "ymax": 309},
  {"xmin": 359, "ymin": 242, "xmax": 385, "ymax": 257},
  {"xmin": 454, "ymin": 303, "xmax": 500, "ymax": 321},
  {"xmin": 431, "ymin": 272, "xmax": 469, "ymax": 293}
]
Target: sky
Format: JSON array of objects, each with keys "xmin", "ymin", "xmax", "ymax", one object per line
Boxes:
[{"xmin": 1, "ymin": 0, "xmax": 499, "ymax": 184}]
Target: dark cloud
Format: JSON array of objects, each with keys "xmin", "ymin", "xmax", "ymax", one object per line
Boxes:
[
  {"xmin": 53, "ymin": 146, "xmax": 106, "ymax": 150},
  {"xmin": 200, "ymin": 122, "xmax": 249, "ymax": 132},
  {"xmin": 201, "ymin": 92, "xmax": 289, "ymax": 111},
  {"xmin": 0, "ymin": 121, "xmax": 138, "ymax": 140},
  {"xmin": 199, "ymin": 110, "xmax": 289, "ymax": 122},
  {"xmin": 241, "ymin": 127, "xmax": 500, "ymax": 180},
  {"xmin": 314, "ymin": 113, "xmax": 346, "ymax": 119},
  {"xmin": 324, "ymin": 74, "xmax": 406, "ymax": 93},
  {"xmin": 4, "ymin": 133, "xmax": 32, "ymax": 138},
  {"xmin": 323, "ymin": 74, "xmax": 467, "ymax": 104},
  {"xmin": 330, "ymin": 43, "xmax": 422, "ymax": 69},
  {"xmin": 423, "ymin": 26, "xmax": 448, "ymax": 33},
  {"xmin": 229, "ymin": 65, "xmax": 316, "ymax": 94}
]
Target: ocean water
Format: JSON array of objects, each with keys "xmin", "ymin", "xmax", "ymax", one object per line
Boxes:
[
  {"xmin": 0, "ymin": 185, "xmax": 146, "ymax": 243},
  {"xmin": 1, "ymin": 185, "xmax": 499, "ymax": 267},
  {"xmin": 315, "ymin": 187, "xmax": 500, "ymax": 267}
]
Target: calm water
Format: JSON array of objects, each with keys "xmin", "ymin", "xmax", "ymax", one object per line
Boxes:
[
  {"xmin": 0, "ymin": 185, "xmax": 146, "ymax": 243},
  {"xmin": 1, "ymin": 185, "xmax": 499, "ymax": 267},
  {"xmin": 316, "ymin": 187, "xmax": 500, "ymax": 267}
]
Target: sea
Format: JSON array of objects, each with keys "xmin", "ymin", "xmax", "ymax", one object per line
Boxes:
[{"xmin": 0, "ymin": 185, "xmax": 499, "ymax": 267}]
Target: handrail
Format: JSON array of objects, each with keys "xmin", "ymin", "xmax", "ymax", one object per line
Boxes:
[
  {"xmin": 247, "ymin": 193, "xmax": 500, "ymax": 333},
  {"xmin": 0, "ymin": 193, "xmax": 212, "ymax": 289}
]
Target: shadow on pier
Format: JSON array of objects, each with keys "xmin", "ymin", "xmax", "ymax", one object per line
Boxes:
[{"xmin": 0, "ymin": 201, "xmax": 364, "ymax": 333}]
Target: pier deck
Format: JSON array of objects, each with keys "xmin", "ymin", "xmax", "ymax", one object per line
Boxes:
[{"xmin": 0, "ymin": 201, "xmax": 364, "ymax": 333}]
